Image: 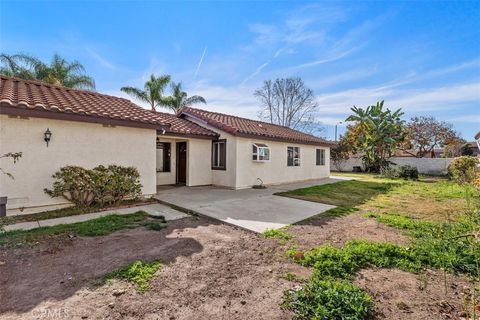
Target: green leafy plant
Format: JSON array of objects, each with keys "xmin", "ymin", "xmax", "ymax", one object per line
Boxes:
[
  {"xmin": 263, "ymin": 228, "xmax": 292, "ymax": 240},
  {"xmin": 104, "ymin": 260, "xmax": 162, "ymax": 292},
  {"xmin": 345, "ymin": 100, "xmax": 406, "ymax": 173},
  {"xmin": 282, "ymin": 278, "xmax": 374, "ymax": 320},
  {"xmin": 44, "ymin": 165, "xmax": 142, "ymax": 206},
  {"xmin": 448, "ymin": 156, "xmax": 479, "ymax": 184}
]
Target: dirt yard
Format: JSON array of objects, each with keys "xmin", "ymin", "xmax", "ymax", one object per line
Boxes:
[{"xmin": 0, "ymin": 213, "xmax": 472, "ymax": 320}]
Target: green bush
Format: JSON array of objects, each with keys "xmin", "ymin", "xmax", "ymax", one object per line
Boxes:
[
  {"xmin": 381, "ymin": 165, "xmax": 418, "ymax": 180},
  {"xmin": 105, "ymin": 260, "xmax": 162, "ymax": 292},
  {"xmin": 380, "ymin": 166, "xmax": 399, "ymax": 179},
  {"xmin": 282, "ymin": 278, "xmax": 373, "ymax": 320},
  {"xmin": 45, "ymin": 165, "xmax": 142, "ymax": 206},
  {"xmin": 448, "ymin": 156, "xmax": 479, "ymax": 184},
  {"xmin": 397, "ymin": 165, "xmax": 419, "ymax": 180}
]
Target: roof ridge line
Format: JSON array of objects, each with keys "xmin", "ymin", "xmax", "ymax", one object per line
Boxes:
[{"xmin": 0, "ymin": 75, "xmax": 133, "ymax": 103}]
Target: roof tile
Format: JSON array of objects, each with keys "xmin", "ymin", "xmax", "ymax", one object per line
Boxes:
[
  {"xmin": 0, "ymin": 76, "xmax": 217, "ymax": 138},
  {"xmin": 180, "ymin": 107, "xmax": 332, "ymax": 146}
]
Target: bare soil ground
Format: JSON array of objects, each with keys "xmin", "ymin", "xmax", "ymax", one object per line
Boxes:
[{"xmin": 0, "ymin": 214, "xmax": 472, "ymax": 320}]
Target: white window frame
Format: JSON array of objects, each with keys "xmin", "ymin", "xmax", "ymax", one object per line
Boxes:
[
  {"xmin": 212, "ymin": 139, "xmax": 226, "ymax": 170},
  {"xmin": 287, "ymin": 146, "xmax": 300, "ymax": 167},
  {"xmin": 252, "ymin": 143, "xmax": 271, "ymax": 162},
  {"xmin": 316, "ymin": 148, "xmax": 325, "ymax": 166}
]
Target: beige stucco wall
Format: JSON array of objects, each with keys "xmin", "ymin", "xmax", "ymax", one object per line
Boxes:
[
  {"xmin": 0, "ymin": 115, "xmax": 156, "ymax": 215},
  {"xmin": 180, "ymin": 114, "xmax": 330, "ymax": 189},
  {"xmin": 234, "ymin": 138, "xmax": 330, "ymax": 189},
  {"xmin": 155, "ymin": 135, "xmax": 212, "ymax": 187}
]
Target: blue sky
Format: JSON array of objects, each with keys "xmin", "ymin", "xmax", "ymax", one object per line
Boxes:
[{"xmin": 1, "ymin": 1, "xmax": 479, "ymax": 140}]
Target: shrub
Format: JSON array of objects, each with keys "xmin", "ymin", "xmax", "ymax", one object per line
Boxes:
[
  {"xmin": 448, "ymin": 156, "xmax": 479, "ymax": 184},
  {"xmin": 282, "ymin": 278, "xmax": 374, "ymax": 320},
  {"xmin": 104, "ymin": 260, "xmax": 162, "ymax": 292},
  {"xmin": 397, "ymin": 165, "xmax": 419, "ymax": 180},
  {"xmin": 381, "ymin": 165, "xmax": 418, "ymax": 180},
  {"xmin": 380, "ymin": 166, "xmax": 399, "ymax": 179},
  {"xmin": 45, "ymin": 165, "xmax": 142, "ymax": 206}
]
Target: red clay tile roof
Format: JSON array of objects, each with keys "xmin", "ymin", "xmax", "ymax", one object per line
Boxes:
[
  {"xmin": 149, "ymin": 110, "xmax": 218, "ymax": 137},
  {"xmin": 180, "ymin": 107, "xmax": 333, "ymax": 146},
  {"xmin": 0, "ymin": 76, "xmax": 217, "ymax": 138}
]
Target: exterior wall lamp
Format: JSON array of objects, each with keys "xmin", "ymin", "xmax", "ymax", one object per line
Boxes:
[{"xmin": 44, "ymin": 128, "xmax": 52, "ymax": 147}]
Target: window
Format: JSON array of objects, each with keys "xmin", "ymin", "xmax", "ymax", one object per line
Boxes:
[
  {"xmin": 316, "ymin": 149, "xmax": 325, "ymax": 166},
  {"xmin": 156, "ymin": 141, "xmax": 171, "ymax": 172},
  {"xmin": 287, "ymin": 146, "xmax": 300, "ymax": 166},
  {"xmin": 212, "ymin": 139, "xmax": 226, "ymax": 170},
  {"xmin": 252, "ymin": 143, "xmax": 270, "ymax": 161}
]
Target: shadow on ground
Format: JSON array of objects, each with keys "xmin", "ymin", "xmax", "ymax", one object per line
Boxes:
[{"xmin": 0, "ymin": 216, "xmax": 217, "ymax": 314}]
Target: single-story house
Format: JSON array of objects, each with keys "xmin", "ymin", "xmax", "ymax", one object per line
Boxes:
[{"xmin": 0, "ymin": 76, "xmax": 332, "ymax": 215}]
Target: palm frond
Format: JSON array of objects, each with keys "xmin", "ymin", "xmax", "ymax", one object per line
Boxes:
[
  {"xmin": 121, "ymin": 87, "xmax": 150, "ymax": 104},
  {"xmin": 185, "ymin": 95, "xmax": 206, "ymax": 106}
]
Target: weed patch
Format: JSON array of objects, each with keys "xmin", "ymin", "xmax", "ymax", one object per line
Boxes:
[
  {"xmin": 104, "ymin": 260, "xmax": 162, "ymax": 292},
  {"xmin": 282, "ymin": 278, "xmax": 374, "ymax": 320},
  {"xmin": 263, "ymin": 228, "xmax": 292, "ymax": 241}
]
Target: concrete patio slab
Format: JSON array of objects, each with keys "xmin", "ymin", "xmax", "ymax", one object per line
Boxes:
[
  {"xmin": 3, "ymin": 203, "xmax": 188, "ymax": 232},
  {"xmin": 155, "ymin": 177, "xmax": 341, "ymax": 233}
]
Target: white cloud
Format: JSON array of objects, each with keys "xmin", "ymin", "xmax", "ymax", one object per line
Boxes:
[{"xmin": 316, "ymin": 81, "xmax": 480, "ymax": 115}]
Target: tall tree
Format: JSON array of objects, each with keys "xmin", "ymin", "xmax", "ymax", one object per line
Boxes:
[
  {"xmin": 163, "ymin": 82, "xmax": 206, "ymax": 113},
  {"xmin": 402, "ymin": 116, "xmax": 461, "ymax": 158},
  {"xmin": 254, "ymin": 77, "xmax": 322, "ymax": 134},
  {"xmin": 346, "ymin": 101, "xmax": 406, "ymax": 172},
  {"xmin": 121, "ymin": 74, "xmax": 171, "ymax": 111},
  {"xmin": 0, "ymin": 53, "xmax": 95, "ymax": 90}
]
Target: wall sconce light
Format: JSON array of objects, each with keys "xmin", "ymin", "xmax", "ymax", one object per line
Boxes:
[{"xmin": 44, "ymin": 128, "xmax": 52, "ymax": 147}]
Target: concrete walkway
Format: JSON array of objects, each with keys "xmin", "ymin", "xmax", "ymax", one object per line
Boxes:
[
  {"xmin": 155, "ymin": 177, "xmax": 340, "ymax": 233},
  {"xmin": 3, "ymin": 203, "xmax": 188, "ymax": 232}
]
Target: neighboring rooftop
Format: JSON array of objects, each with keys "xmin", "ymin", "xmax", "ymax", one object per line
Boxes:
[
  {"xmin": 180, "ymin": 106, "xmax": 332, "ymax": 146},
  {"xmin": 0, "ymin": 76, "xmax": 217, "ymax": 138}
]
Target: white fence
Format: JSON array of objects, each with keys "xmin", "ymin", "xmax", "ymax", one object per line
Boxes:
[{"xmin": 333, "ymin": 157, "xmax": 455, "ymax": 175}]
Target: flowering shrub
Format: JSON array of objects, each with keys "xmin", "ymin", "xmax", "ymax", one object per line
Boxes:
[{"xmin": 45, "ymin": 165, "xmax": 142, "ymax": 206}]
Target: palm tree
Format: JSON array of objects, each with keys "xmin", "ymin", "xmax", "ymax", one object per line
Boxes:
[
  {"xmin": 0, "ymin": 53, "xmax": 96, "ymax": 90},
  {"xmin": 120, "ymin": 74, "xmax": 171, "ymax": 111},
  {"xmin": 0, "ymin": 54, "xmax": 35, "ymax": 79},
  {"xmin": 164, "ymin": 82, "xmax": 206, "ymax": 113}
]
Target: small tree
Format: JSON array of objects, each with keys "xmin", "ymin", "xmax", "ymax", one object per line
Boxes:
[
  {"xmin": 346, "ymin": 101, "xmax": 406, "ymax": 173},
  {"xmin": 254, "ymin": 77, "xmax": 323, "ymax": 134},
  {"xmin": 330, "ymin": 138, "xmax": 351, "ymax": 171},
  {"xmin": 402, "ymin": 116, "xmax": 461, "ymax": 158}
]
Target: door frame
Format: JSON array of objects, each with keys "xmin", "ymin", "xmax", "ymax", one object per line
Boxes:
[{"xmin": 176, "ymin": 141, "xmax": 187, "ymax": 185}]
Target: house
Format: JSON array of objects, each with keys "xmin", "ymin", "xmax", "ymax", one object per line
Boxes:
[{"xmin": 0, "ymin": 76, "xmax": 332, "ymax": 215}]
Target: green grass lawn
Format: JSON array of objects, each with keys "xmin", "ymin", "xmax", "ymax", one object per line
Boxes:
[
  {"xmin": 0, "ymin": 211, "xmax": 149, "ymax": 247},
  {"xmin": 278, "ymin": 174, "xmax": 472, "ymax": 221}
]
